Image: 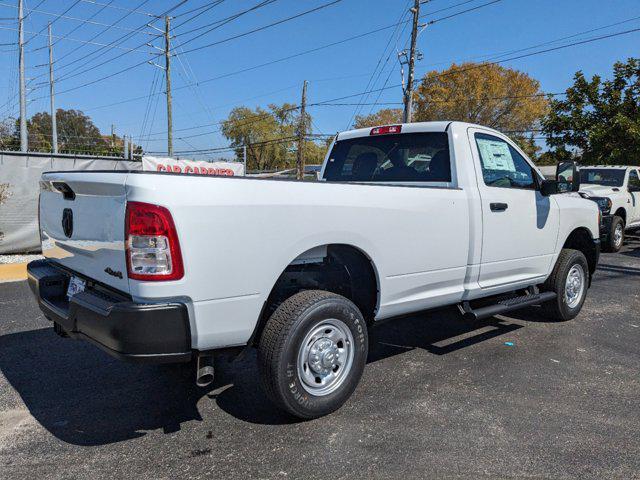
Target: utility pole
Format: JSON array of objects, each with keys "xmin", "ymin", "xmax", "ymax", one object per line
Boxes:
[
  {"xmin": 296, "ymin": 80, "xmax": 308, "ymax": 180},
  {"xmin": 47, "ymin": 23, "xmax": 58, "ymax": 154},
  {"xmin": 18, "ymin": 0, "xmax": 27, "ymax": 152},
  {"xmin": 242, "ymin": 145, "xmax": 247, "ymax": 176},
  {"xmin": 164, "ymin": 15, "xmax": 173, "ymax": 157},
  {"xmin": 403, "ymin": 0, "xmax": 422, "ymax": 123},
  {"xmin": 123, "ymin": 134, "xmax": 128, "ymax": 159},
  {"xmin": 111, "ymin": 124, "xmax": 116, "ymax": 149}
]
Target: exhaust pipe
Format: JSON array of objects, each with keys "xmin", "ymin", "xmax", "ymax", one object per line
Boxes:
[{"xmin": 196, "ymin": 354, "xmax": 214, "ymax": 387}]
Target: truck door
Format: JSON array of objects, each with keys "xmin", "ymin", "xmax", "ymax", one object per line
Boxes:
[
  {"xmin": 467, "ymin": 128, "xmax": 560, "ymax": 289},
  {"xmin": 628, "ymin": 169, "xmax": 640, "ymax": 225}
]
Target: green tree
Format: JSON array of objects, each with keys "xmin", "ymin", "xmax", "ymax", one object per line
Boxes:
[
  {"xmin": 1, "ymin": 109, "xmax": 140, "ymax": 156},
  {"xmin": 298, "ymin": 139, "xmax": 326, "ymax": 167},
  {"xmin": 542, "ymin": 58, "xmax": 640, "ymax": 165},
  {"xmin": 221, "ymin": 103, "xmax": 327, "ymax": 171},
  {"xmin": 413, "ymin": 62, "xmax": 549, "ymax": 159},
  {"xmin": 353, "ymin": 108, "xmax": 403, "ymax": 129},
  {"xmin": 0, "ymin": 117, "xmax": 18, "ymax": 150},
  {"xmin": 28, "ymin": 109, "xmax": 105, "ymax": 153}
]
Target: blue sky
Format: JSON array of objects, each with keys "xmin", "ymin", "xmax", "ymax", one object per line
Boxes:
[{"xmin": 0, "ymin": 0, "xmax": 638, "ymax": 158}]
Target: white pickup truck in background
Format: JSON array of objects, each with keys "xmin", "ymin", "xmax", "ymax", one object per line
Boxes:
[
  {"xmin": 578, "ymin": 166, "xmax": 640, "ymax": 252},
  {"xmin": 27, "ymin": 121, "xmax": 600, "ymax": 419}
]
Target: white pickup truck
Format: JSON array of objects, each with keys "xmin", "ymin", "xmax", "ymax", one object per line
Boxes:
[
  {"xmin": 577, "ymin": 166, "xmax": 640, "ymax": 252},
  {"xmin": 28, "ymin": 121, "xmax": 600, "ymax": 419}
]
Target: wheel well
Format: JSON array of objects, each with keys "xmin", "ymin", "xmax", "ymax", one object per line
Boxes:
[
  {"xmin": 562, "ymin": 228, "xmax": 598, "ymax": 278},
  {"xmin": 614, "ymin": 207, "xmax": 626, "ymax": 224},
  {"xmin": 249, "ymin": 244, "xmax": 379, "ymax": 346}
]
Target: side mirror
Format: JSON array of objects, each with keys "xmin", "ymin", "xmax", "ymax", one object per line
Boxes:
[
  {"xmin": 556, "ymin": 161, "xmax": 580, "ymax": 193},
  {"xmin": 540, "ymin": 180, "xmax": 559, "ymax": 196}
]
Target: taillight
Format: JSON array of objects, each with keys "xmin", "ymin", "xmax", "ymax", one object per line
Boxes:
[
  {"xmin": 370, "ymin": 125, "xmax": 402, "ymax": 135},
  {"xmin": 125, "ymin": 201, "xmax": 184, "ymax": 281}
]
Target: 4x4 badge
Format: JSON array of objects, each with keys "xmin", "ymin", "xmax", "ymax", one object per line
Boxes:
[{"xmin": 104, "ymin": 267, "xmax": 123, "ymax": 279}]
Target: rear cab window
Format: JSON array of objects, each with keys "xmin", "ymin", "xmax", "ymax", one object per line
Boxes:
[{"xmin": 322, "ymin": 132, "xmax": 451, "ymax": 183}]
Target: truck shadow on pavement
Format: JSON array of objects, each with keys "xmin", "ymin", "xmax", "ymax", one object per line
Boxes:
[
  {"xmin": 0, "ymin": 327, "xmax": 212, "ymax": 446},
  {"xmin": 0, "ymin": 307, "xmax": 525, "ymax": 443},
  {"xmin": 620, "ymin": 231, "xmax": 640, "ymax": 258},
  {"xmin": 212, "ymin": 306, "xmax": 524, "ymax": 424}
]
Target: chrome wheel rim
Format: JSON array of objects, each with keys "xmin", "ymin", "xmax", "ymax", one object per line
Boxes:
[
  {"xmin": 564, "ymin": 264, "xmax": 585, "ymax": 309},
  {"xmin": 614, "ymin": 224, "xmax": 623, "ymax": 248},
  {"xmin": 297, "ymin": 319, "xmax": 354, "ymax": 396}
]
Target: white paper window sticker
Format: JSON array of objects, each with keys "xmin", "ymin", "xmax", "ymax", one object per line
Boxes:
[{"xmin": 477, "ymin": 138, "xmax": 516, "ymax": 172}]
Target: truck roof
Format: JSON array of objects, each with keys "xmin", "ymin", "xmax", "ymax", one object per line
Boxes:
[
  {"xmin": 336, "ymin": 121, "xmax": 502, "ymax": 141},
  {"xmin": 580, "ymin": 165, "xmax": 636, "ymax": 170}
]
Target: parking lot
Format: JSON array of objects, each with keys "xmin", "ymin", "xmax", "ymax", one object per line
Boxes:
[{"xmin": 0, "ymin": 233, "xmax": 638, "ymax": 479}]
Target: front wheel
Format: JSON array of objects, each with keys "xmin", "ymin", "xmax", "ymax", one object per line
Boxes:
[
  {"xmin": 258, "ymin": 290, "xmax": 368, "ymax": 419},
  {"xmin": 604, "ymin": 216, "xmax": 625, "ymax": 252},
  {"xmin": 541, "ymin": 249, "xmax": 589, "ymax": 321}
]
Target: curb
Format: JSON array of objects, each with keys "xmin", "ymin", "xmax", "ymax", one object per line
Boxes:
[{"xmin": 0, "ymin": 263, "xmax": 28, "ymax": 283}]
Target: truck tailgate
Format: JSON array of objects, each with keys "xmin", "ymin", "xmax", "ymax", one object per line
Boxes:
[{"xmin": 39, "ymin": 172, "xmax": 130, "ymax": 293}]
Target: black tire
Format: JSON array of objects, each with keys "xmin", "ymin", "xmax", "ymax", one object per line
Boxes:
[
  {"xmin": 541, "ymin": 249, "xmax": 589, "ymax": 321},
  {"xmin": 258, "ymin": 290, "xmax": 368, "ymax": 419},
  {"xmin": 604, "ymin": 215, "xmax": 625, "ymax": 253}
]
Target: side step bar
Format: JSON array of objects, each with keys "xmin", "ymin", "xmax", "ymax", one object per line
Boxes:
[{"xmin": 460, "ymin": 291, "xmax": 557, "ymax": 321}]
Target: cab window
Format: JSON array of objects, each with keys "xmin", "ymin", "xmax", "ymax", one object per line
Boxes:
[
  {"xmin": 323, "ymin": 132, "xmax": 451, "ymax": 183},
  {"xmin": 628, "ymin": 170, "xmax": 640, "ymax": 190},
  {"xmin": 474, "ymin": 133, "xmax": 536, "ymax": 189}
]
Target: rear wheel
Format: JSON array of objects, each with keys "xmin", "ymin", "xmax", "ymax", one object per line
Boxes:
[
  {"xmin": 604, "ymin": 216, "xmax": 625, "ymax": 252},
  {"xmin": 541, "ymin": 249, "xmax": 589, "ymax": 321},
  {"xmin": 258, "ymin": 290, "xmax": 368, "ymax": 419}
]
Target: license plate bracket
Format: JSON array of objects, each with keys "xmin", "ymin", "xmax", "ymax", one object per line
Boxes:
[{"xmin": 66, "ymin": 276, "xmax": 86, "ymax": 299}]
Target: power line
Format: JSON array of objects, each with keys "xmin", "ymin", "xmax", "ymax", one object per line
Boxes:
[
  {"xmin": 25, "ymin": 12, "xmax": 640, "ymax": 118},
  {"xmin": 33, "ymin": 0, "xmax": 190, "ymax": 79},
  {"xmin": 177, "ymin": 0, "xmax": 342, "ymax": 54},
  {"xmin": 172, "ymin": 0, "xmax": 277, "ymax": 38},
  {"xmin": 130, "ymin": 20, "xmax": 640, "ymax": 141},
  {"xmin": 427, "ymin": 0, "xmax": 501, "ymax": 26},
  {"xmin": 0, "ymin": 1, "xmax": 149, "ymax": 35},
  {"xmin": 172, "ymin": 0, "xmax": 227, "ymax": 29},
  {"xmin": 0, "ymin": 25, "xmax": 154, "ymax": 55},
  {"xmin": 346, "ymin": 1, "xmax": 411, "ymax": 129},
  {"xmin": 38, "ymin": 0, "xmax": 116, "ymax": 51},
  {"xmin": 30, "ymin": 0, "xmax": 189, "ymax": 87},
  {"xmin": 23, "ymin": 0, "xmax": 82, "ymax": 45},
  {"xmin": 473, "ymin": 15, "xmax": 640, "ymax": 65},
  {"xmin": 27, "ymin": 0, "xmax": 155, "ymax": 79},
  {"xmin": 22, "ymin": 0, "xmax": 47, "ymax": 21},
  {"xmin": 77, "ymin": 0, "xmax": 158, "ymax": 18},
  {"xmin": 138, "ymin": 91, "xmax": 565, "ymax": 141},
  {"xmin": 146, "ymin": 135, "xmax": 299, "ymax": 155},
  {"xmin": 423, "ymin": 0, "xmax": 482, "ymax": 16},
  {"xmin": 31, "ymin": 11, "xmax": 402, "ymax": 102},
  {"xmin": 70, "ymin": 21, "xmax": 407, "ymax": 112},
  {"xmin": 353, "ymin": 0, "xmax": 501, "ymax": 123},
  {"xmin": 173, "ymin": 1, "xmax": 224, "ymax": 19}
]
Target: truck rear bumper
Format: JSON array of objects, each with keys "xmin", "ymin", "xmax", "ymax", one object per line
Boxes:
[{"xmin": 27, "ymin": 259, "xmax": 192, "ymax": 364}]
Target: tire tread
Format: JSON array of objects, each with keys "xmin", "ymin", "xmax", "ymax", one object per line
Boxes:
[
  {"xmin": 542, "ymin": 248, "xmax": 588, "ymax": 320},
  {"xmin": 258, "ymin": 290, "xmax": 346, "ymax": 415}
]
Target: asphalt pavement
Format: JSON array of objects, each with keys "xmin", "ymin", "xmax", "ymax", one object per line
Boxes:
[{"xmin": 0, "ymin": 233, "xmax": 638, "ymax": 479}]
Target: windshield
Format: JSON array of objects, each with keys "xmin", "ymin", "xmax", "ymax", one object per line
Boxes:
[
  {"xmin": 322, "ymin": 132, "xmax": 451, "ymax": 183},
  {"xmin": 580, "ymin": 168, "xmax": 626, "ymax": 187}
]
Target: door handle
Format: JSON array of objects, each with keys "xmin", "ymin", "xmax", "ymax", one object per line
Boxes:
[{"xmin": 490, "ymin": 202, "xmax": 508, "ymax": 212}]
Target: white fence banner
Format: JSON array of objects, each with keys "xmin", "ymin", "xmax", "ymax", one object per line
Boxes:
[{"xmin": 142, "ymin": 156, "xmax": 244, "ymax": 176}]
